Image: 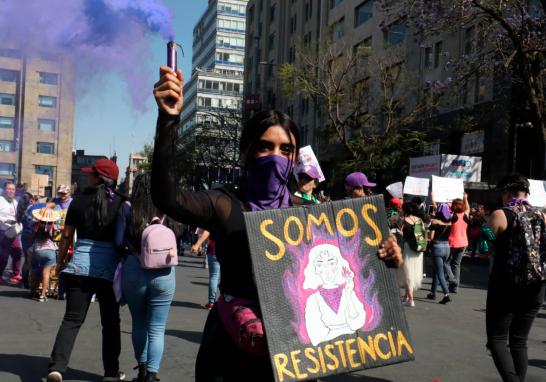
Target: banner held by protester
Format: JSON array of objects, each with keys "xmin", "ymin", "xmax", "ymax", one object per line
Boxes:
[{"xmin": 244, "ymin": 195, "xmax": 415, "ymax": 382}]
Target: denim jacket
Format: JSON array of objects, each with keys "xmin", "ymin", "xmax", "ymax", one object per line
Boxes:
[{"xmin": 63, "ymin": 239, "xmax": 120, "ymax": 281}]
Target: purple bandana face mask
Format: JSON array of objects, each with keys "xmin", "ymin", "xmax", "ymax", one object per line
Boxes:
[{"xmin": 245, "ymin": 155, "xmax": 293, "ymax": 211}]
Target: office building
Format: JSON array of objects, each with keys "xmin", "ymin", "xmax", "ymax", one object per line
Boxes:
[{"xmin": 0, "ymin": 46, "xmax": 74, "ymax": 197}]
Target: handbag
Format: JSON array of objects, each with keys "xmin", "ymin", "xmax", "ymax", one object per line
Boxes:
[{"xmin": 216, "ymin": 294, "xmax": 267, "ymax": 356}]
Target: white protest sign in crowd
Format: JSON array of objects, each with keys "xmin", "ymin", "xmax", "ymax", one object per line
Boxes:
[
  {"xmin": 528, "ymin": 179, "xmax": 546, "ymax": 208},
  {"xmin": 295, "ymin": 146, "xmax": 325, "ymax": 183},
  {"xmin": 403, "ymin": 176, "xmax": 430, "ymax": 196},
  {"xmin": 431, "ymin": 175, "xmax": 464, "ymax": 203},
  {"xmin": 386, "ymin": 182, "xmax": 403, "ymax": 199}
]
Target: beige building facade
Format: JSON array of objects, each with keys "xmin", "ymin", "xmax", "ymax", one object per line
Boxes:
[{"xmin": 0, "ymin": 46, "xmax": 74, "ymax": 196}]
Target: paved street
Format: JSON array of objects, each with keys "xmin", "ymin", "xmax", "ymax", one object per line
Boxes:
[{"xmin": 0, "ymin": 255, "xmax": 544, "ymax": 382}]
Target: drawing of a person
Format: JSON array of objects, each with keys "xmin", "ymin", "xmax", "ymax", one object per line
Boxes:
[{"xmin": 303, "ymin": 244, "xmax": 366, "ymax": 346}]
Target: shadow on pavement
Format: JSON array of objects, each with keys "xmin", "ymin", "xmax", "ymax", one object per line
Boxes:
[
  {"xmin": 528, "ymin": 359, "xmax": 546, "ymax": 370},
  {"xmin": 190, "ymin": 281, "xmax": 209, "ymax": 287},
  {"xmin": 0, "ymin": 289, "xmax": 29, "ymax": 298},
  {"xmin": 0, "ymin": 353, "xmax": 101, "ymax": 382},
  {"xmin": 165, "ymin": 329, "xmax": 202, "ymax": 344},
  {"xmin": 171, "ymin": 300, "xmax": 206, "ymax": 310}
]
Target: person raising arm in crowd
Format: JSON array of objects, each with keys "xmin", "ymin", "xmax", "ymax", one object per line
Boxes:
[{"xmin": 151, "ymin": 65, "xmax": 403, "ymax": 381}]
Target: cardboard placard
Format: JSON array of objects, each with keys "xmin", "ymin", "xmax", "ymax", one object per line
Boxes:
[
  {"xmin": 386, "ymin": 182, "xmax": 403, "ymax": 199},
  {"xmin": 431, "ymin": 175, "xmax": 464, "ymax": 203},
  {"xmin": 403, "ymin": 176, "xmax": 430, "ymax": 197},
  {"xmin": 244, "ymin": 195, "xmax": 415, "ymax": 382},
  {"xmin": 528, "ymin": 179, "xmax": 546, "ymax": 208}
]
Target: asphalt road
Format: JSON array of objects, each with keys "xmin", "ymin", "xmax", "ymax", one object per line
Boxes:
[{"xmin": 0, "ymin": 255, "xmax": 544, "ymax": 382}]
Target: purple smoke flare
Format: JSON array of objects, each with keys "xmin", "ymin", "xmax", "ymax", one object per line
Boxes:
[{"xmin": 0, "ymin": 0, "xmax": 174, "ymax": 111}]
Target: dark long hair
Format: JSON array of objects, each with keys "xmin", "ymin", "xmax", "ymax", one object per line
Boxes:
[
  {"xmin": 16, "ymin": 192, "xmax": 33, "ymax": 223},
  {"xmin": 240, "ymin": 110, "xmax": 300, "ymax": 160},
  {"xmin": 496, "ymin": 173, "xmax": 530, "ymax": 195},
  {"xmin": 91, "ymin": 175, "xmax": 118, "ymax": 229},
  {"xmin": 239, "ymin": 110, "xmax": 300, "ymax": 188},
  {"xmin": 128, "ymin": 173, "xmax": 162, "ymax": 240}
]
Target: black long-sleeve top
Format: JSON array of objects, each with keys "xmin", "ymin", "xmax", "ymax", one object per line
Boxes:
[{"xmin": 151, "ymin": 112, "xmax": 307, "ymax": 299}]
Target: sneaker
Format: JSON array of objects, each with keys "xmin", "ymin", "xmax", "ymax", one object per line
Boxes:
[
  {"xmin": 36, "ymin": 296, "xmax": 48, "ymax": 303},
  {"xmin": 47, "ymin": 370, "xmax": 63, "ymax": 382},
  {"xmin": 439, "ymin": 295, "xmax": 451, "ymax": 304},
  {"xmin": 448, "ymin": 283, "xmax": 458, "ymax": 294},
  {"xmin": 402, "ymin": 299, "xmax": 415, "ymax": 307},
  {"xmin": 204, "ymin": 303, "xmax": 214, "ymax": 310},
  {"xmin": 8, "ymin": 274, "xmax": 22, "ymax": 284},
  {"xmin": 102, "ymin": 371, "xmax": 126, "ymax": 381},
  {"xmin": 426, "ymin": 293, "xmax": 436, "ymax": 300}
]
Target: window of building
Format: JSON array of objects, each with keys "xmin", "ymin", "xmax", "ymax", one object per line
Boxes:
[
  {"xmin": 0, "ymin": 69, "xmax": 18, "ymax": 83},
  {"xmin": 384, "ymin": 19, "xmax": 406, "ymax": 46},
  {"xmin": 304, "ymin": 1, "xmax": 312, "ymax": 21},
  {"xmin": 39, "ymin": 72, "xmax": 59, "ymax": 85},
  {"xmin": 38, "ymin": 95, "xmax": 57, "ymax": 108},
  {"xmin": 354, "ymin": 36, "xmax": 372, "ymax": 56},
  {"xmin": 434, "ymin": 41, "xmax": 443, "ymax": 68},
  {"xmin": 35, "ymin": 165, "xmax": 55, "ymax": 178},
  {"xmin": 0, "ymin": 116, "xmax": 14, "ymax": 129},
  {"xmin": 270, "ymin": 4, "xmax": 276, "ymax": 22},
  {"xmin": 464, "ymin": 26, "xmax": 475, "ymax": 55},
  {"xmin": 0, "ymin": 163, "xmax": 15, "ymax": 176},
  {"xmin": 38, "ymin": 118, "xmax": 56, "ymax": 132},
  {"xmin": 0, "ymin": 48, "xmax": 21, "ymax": 58},
  {"xmin": 331, "ymin": 17, "xmax": 345, "ymax": 41},
  {"xmin": 0, "ymin": 93, "xmax": 15, "ymax": 106},
  {"xmin": 330, "ymin": 0, "xmax": 343, "ymax": 8},
  {"xmin": 423, "ymin": 47, "xmax": 433, "ymax": 68},
  {"xmin": 37, "ymin": 142, "xmax": 55, "ymax": 154},
  {"xmin": 289, "ymin": 46, "xmax": 296, "ymax": 63},
  {"xmin": 268, "ymin": 33, "xmax": 276, "ymax": 51},
  {"xmin": 474, "ymin": 75, "xmax": 486, "ymax": 103},
  {"xmin": 0, "ymin": 140, "xmax": 12, "ymax": 152},
  {"xmin": 355, "ymin": 1, "xmax": 373, "ymax": 27}
]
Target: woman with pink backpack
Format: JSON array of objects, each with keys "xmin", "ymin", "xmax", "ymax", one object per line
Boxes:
[{"xmin": 115, "ymin": 173, "xmax": 176, "ymax": 382}]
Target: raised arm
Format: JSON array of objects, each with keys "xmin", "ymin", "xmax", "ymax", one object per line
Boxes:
[
  {"xmin": 463, "ymin": 192, "xmax": 471, "ymax": 216},
  {"xmin": 151, "ymin": 67, "xmax": 217, "ymax": 229}
]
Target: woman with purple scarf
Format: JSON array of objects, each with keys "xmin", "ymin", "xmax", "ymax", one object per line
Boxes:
[
  {"xmin": 486, "ymin": 173, "xmax": 546, "ymax": 382},
  {"xmin": 152, "ymin": 66, "xmax": 403, "ymax": 381},
  {"xmin": 47, "ymin": 158, "xmax": 125, "ymax": 382}
]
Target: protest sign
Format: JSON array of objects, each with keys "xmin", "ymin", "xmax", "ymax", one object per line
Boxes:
[
  {"xmin": 440, "ymin": 155, "xmax": 482, "ymax": 182},
  {"xmin": 386, "ymin": 182, "xmax": 403, "ymax": 199},
  {"xmin": 528, "ymin": 179, "xmax": 546, "ymax": 208},
  {"xmin": 296, "ymin": 146, "xmax": 325, "ymax": 183},
  {"xmin": 403, "ymin": 177, "xmax": 430, "ymax": 197},
  {"xmin": 409, "ymin": 155, "xmax": 441, "ymax": 179},
  {"xmin": 244, "ymin": 195, "xmax": 414, "ymax": 382},
  {"xmin": 431, "ymin": 175, "xmax": 464, "ymax": 203}
]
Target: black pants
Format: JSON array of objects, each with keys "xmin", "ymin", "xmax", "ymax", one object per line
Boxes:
[
  {"xmin": 486, "ymin": 275, "xmax": 545, "ymax": 382},
  {"xmin": 195, "ymin": 307, "xmax": 274, "ymax": 381},
  {"xmin": 48, "ymin": 274, "xmax": 121, "ymax": 377}
]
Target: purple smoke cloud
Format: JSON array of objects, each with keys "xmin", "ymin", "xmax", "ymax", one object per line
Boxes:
[{"xmin": 0, "ymin": 0, "xmax": 174, "ymax": 111}]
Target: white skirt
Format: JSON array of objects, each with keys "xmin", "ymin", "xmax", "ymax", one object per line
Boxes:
[{"xmin": 397, "ymin": 242, "xmax": 424, "ymax": 291}]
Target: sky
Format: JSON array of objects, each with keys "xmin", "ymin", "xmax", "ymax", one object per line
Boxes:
[{"xmin": 73, "ymin": 0, "xmax": 208, "ymax": 179}]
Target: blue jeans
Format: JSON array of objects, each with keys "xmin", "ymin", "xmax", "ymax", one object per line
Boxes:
[
  {"xmin": 122, "ymin": 256, "xmax": 176, "ymax": 373},
  {"xmin": 431, "ymin": 241, "xmax": 450, "ymax": 295},
  {"xmin": 207, "ymin": 254, "xmax": 220, "ymax": 304}
]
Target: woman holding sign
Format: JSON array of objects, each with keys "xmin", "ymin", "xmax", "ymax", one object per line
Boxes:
[{"xmin": 151, "ymin": 65, "xmax": 403, "ymax": 381}]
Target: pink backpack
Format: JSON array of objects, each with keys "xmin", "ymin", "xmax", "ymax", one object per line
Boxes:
[{"xmin": 138, "ymin": 223, "xmax": 178, "ymax": 269}]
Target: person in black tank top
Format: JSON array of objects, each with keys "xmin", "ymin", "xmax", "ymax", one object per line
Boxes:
[{"xmin": 486, "ymin": 173, "xmax": 546, "ymax": 382}]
